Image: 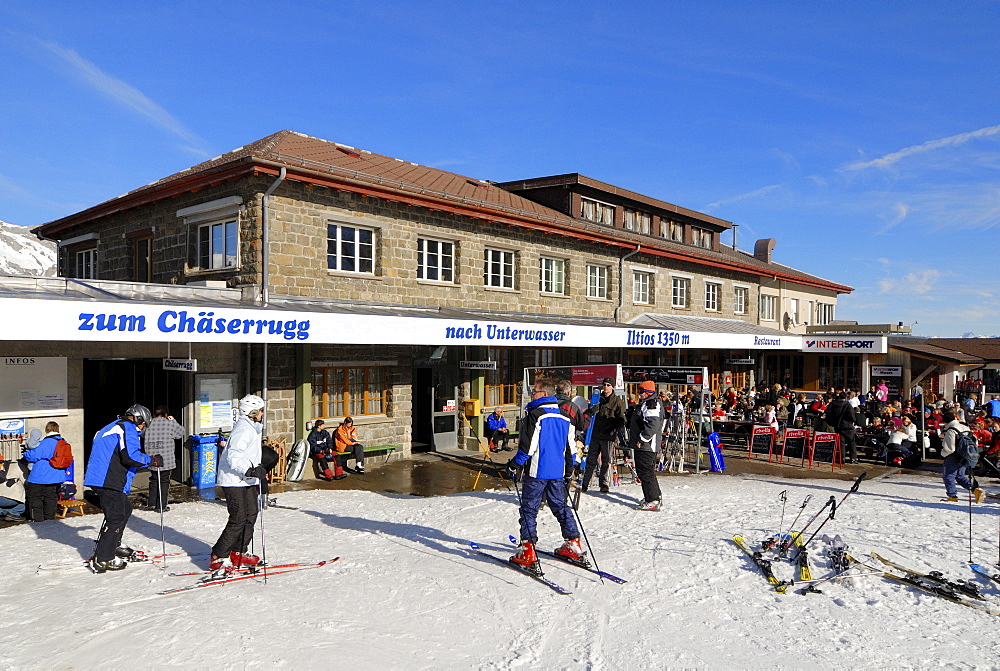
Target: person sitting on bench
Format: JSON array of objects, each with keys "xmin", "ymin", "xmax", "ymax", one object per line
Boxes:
[
  {"xmin": 485, "ymin": 407, "xmax": 510, "ymax": 452},
  {"xmin": 308, "ymin": 419, "xmax": 346, "ymax": 481},
  {"xmin": 335, "ymin": 417, "xmax": 366, "ymax": 475}
]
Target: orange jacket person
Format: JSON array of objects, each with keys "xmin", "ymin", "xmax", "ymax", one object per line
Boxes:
[{"xmin": 334, "ymin": 417, "xmax": 366, "ymax": 475}]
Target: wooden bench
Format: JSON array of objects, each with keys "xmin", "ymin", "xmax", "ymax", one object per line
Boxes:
[
  {"xmin": 56, "ymin": 500, "xmax": 87, "ymax": 518},
  {"xmin": 330, "ymin": 445, "xmax": 399, "ymax": 464}
]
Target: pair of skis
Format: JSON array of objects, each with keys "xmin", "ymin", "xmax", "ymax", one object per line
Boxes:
[
  {"xmin": 158, "ymin": 557, "xmax": 340, "ymax": 595},
  {"xmin": 469, "ymin": 539, "xmax": 628, "ymax": 595}
]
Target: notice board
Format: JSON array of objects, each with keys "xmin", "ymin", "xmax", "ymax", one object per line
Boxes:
[
  {"xmin": 781, "ymin": 429, "xmax": 809, "ymax": 464},
  {"xmin": 749, "ymin": 425, "xmax": 776, "ymax": 460},
  {"xmin": 0, "ymin": 357, "xmax": 68, "ymax": 420}
]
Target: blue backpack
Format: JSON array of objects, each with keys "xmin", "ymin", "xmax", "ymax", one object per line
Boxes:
[{"xmin": 951, "ymin": 428, "xmax": 980, "ymax": 469}]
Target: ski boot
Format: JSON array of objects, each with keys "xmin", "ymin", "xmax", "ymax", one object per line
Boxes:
[
  {"xmin": 510, "ymin": 542, "xmax": 541, "ymax": 575},
  {"xmin": 636, "ymin": 499, "xmax": 661, "ymax": 511},
  {"xmin": 555, "ymin": 538, "xmax": 592, "ymax": 568},
  {"xmin": 90, "ymin": 556, "xmax": 128, "ymax": 574},
  {"xmin": 230, "ymin": 551, "xmax": 262, "ymax": 570}
]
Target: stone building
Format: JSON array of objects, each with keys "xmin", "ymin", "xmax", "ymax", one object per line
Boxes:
[{"xmin": 17, "ymin": 130, "xmax": 851, "ymax": 483}]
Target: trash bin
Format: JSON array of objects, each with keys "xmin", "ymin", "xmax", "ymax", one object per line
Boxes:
[
  {"xmin": 190, "ymin": 434, "xmax": 219, "ymax": 489},
  {"xmin": 707, "ymin": 432, "xmax": 725, "ymax": 472}
]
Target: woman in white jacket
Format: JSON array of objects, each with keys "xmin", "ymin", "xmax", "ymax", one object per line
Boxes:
[{"xmin": 210, "ymin": 395, "xmax": 267, "ymax": 573}]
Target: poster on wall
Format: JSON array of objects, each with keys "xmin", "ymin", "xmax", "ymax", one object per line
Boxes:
[
  {"xmin": 0, "ymin": 357, "xmax": 68, "ymax": 420},
  {"xmin": 196, "ymin": 375, "xmax": 236, "ymax": 433}
]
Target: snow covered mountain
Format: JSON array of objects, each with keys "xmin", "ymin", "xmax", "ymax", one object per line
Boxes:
[{"xmin": 0, "ymin": 220, "xmax": 57, "ymax": 277}]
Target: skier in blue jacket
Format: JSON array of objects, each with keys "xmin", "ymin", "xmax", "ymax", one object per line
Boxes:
[
  {"xmin": 84, "ymin": 404, "xmax": 159, "ymax": 573},
  {"xmin": 22, "ymin": 422, "xmax": 67, "ymax": 521},
  {"xmin": 509, "ymin": 380, "xmax": 582, "ymax": 571}
]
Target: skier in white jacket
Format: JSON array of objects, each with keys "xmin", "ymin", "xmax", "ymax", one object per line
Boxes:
[{"xmin": 210, "ymin": 395, "xmax": 267, "ymax": 573}]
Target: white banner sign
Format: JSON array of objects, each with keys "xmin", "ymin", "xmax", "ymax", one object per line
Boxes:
[
  {"xmin": 802, "ymin": 336, "xmax": 887, "ymax": 354},
  {"xmin": 871, "ymin": 365, "xmax": 902, "ymax": 377},
  {"xmin": 0, "ymin": 296, "xmax": 802, "ymax": 351}
]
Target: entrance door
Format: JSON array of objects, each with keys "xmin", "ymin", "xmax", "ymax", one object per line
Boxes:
[
  {"xmin": 82, "ymin": 359, "xmax": 186, "ymax": 475},
  {"xmin": 412, "ymin": 368, "xmax": 434, "ymax": 452},
  {"xmin": 431, "ymin": 367, "xmax": 458, "ymax": 451}
]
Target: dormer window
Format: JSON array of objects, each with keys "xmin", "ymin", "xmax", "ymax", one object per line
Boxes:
[
  {"xmin": 663, "ymin": 220, "xmax": 684, "ymax": 242},
  {"xmin": 692, "ymin": 227, "xmax": 712, "ymax": 249},
  {"xmin": 580, "ymin": 197, "xmax": 615, "ymax": 226},
  {"xmin": 624, "ymin": 208, "xmax": 651, "ymax": 234}
]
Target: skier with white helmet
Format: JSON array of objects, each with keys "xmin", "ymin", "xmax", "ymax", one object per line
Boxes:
[
  {"xmin": 210, "ymin": 394, "xmax": 267, "ymax": 574},
  {"xmin": 84, "ymin": 403, "xmax": 159, "ymax": 573}
]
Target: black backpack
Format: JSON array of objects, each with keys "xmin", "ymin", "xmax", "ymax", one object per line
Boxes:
[{"xmin": 951, "ymin": 428, "xmax": 980, "ymax": 469}]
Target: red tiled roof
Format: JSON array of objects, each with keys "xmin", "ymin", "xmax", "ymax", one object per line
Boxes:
[{"xmin": 36, "ymin": 130, "xmax": 851, "ymax": 292}]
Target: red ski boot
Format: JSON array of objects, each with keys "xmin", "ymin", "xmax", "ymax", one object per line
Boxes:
[{"xmin": 510, "ymin": 541, "xmax": 538, "ymax": 571}]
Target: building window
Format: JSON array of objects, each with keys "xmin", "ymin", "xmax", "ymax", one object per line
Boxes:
[
  {"xmin": 692, "ymin": 227, "xmax": 712, "ymax": 249},
  {"xmin": 734, "ymin": 286, "xmax": 748, "ymax": 314},
  {"xmin": 134, "ymin": 237, "xmax": 151, "ymax": 282},
  {"xmin": 671, "ymin": 277, "xmax": 690, "ymax": 309},
  {"xmin": 540, "ymin": 257, "xmax": 565, "ymax": 294},
  {"xmin": 818, "ymin": 355, "xmax": 860, "ymax": 391},
  {"xmin": 816, "ymin": 302, "xmax": 835, "ymax": 325},
  {"xmin": 311, "ymin": 366, "xmax": 387, "ymax": 418},
  {"xmin": 580, "ymin": 197, "xmax": 615, "ymax": 226},
  {"xmin": 327, "ymin": 224, "xmax": 374, "ymax": 274},
  {"xmin": 705, "ymin": 282, "xmax": 720, "ymax": 311},
  {"xmin": 587, "ymin": 264, "xmax": 608, "ymax": 299},
  {"xmin": 197, "ymin": 219, "xmax": 238, "ymax": 270},
  {"xmin": 485, "ymin": 348, "xmax": 517, "ymax": 406},
  {"xmin": 624, "ymin": 208, "xmax": 651, "ymax": 234},
  {"xmin": 763, "ymin": 354, "xmax": 806, "ymax": 388},
  {"xmin": 483, "ymin": 249, "xmax": 514, "ymax": 289},
  {"xmin": 633, "ymin": 272, "xmax": 651, "ymax": 304},
  {"xmin": 417, "ymin": 238, "xmax": 454, "ymax": 282},
  {"xmin": 663, "ymin": 220, "xmax": 684, "ymax": 242},
  {"xmin": 760, "ymin": 294, "xmax": 777, "ymax": 321},
  {"xmin": 75, "ymin": 248, "xmax": 96, "ymax": 279},
  {"xmin": 789, "ymin": 298, "xmax": 799, "ymax": 326}
]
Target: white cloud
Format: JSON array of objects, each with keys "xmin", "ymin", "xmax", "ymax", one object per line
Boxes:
[
  {"xmin": 37, "ymin": 39, "xmax": 207, "ymax": 154},
  {"xmin": 703, "ymin": 184, "xmax": 781, "ymax": 212},
  {"xmin": 877, "ymin": 268, "xmax": 943, "ymax": 295},
  {"xmin": 845, "ymin": 123, "xmax": 1000, "ymax": 171},
  {"xmin": 874, "ymin": 202, "xmax": 909, "ymax": 235}
]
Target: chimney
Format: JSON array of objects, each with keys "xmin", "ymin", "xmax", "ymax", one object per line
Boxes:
[{"xmin": 754, "ymin": 238, "xmax": 776, "ymax": 264}]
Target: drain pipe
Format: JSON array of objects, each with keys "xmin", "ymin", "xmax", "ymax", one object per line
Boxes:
[
  {"xmin": 615, "ymin": 244, "xmax": 641, "ymax": 323},
  {"xmin": 260, "ymin": 167, "xmax": 286, "ymax": 427},
  {"xmin": 261, "ymin": 167, "xmax": 286, "ymax": 307}
]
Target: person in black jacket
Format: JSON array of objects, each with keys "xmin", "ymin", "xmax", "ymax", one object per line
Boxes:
[
  {"xmin": 825, "ymin": 392, "xmax": 858, "ymax": 463},
  {"xmin": 582, "ymin": 377, "xmax": 626, "ymax": 494},
  {"xmin": 307, "ymin": 420, "xmax": 345, "ymax": 481},
  {"xmin": 628, "ymin": 380, "xmax": 666, "ymax": 510}
]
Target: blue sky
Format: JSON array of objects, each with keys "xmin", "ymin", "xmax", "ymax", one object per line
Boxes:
[{"xmin": 1, "ymin": 1, "xmax": 998, "ymax": 337}]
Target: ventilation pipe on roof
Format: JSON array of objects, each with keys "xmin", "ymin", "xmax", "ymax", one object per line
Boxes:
[
  {"xmin": 754, "ymin": 238, "xmax": 776, "ymax": 264},
  {"xmin": 260, "ymin": 167, "xmax": 286, "ymax": 424},
  {"xmin": 615, "ymin": 244, "xmax": 641, "ymax": 323}
]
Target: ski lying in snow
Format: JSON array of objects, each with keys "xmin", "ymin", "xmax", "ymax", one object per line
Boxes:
[
  {"xmin": 877, "ymin": 570, "xmax": 998, "ymax": 616},
  {"xmin": 970, "ymin": 564, "xmax": 1000, "ymax": 585},
  {"xmin": 507, "ymin": 535, "xmax": 627, "ymax": 584},
  {"xmin": 790, "ymin": 533, "xmax": 813, "ymax": 581},
  {"xmin": 157, "ymin": 558, "xmax": 340, "ymax": 595},
  {"xmin": 468, "ymin": 543, "xmax": 571, "ymax": 595},
  {"xmin": 37, "ymin": 550, "xmax": 205, "ymax": 573},
  {"xmin": 733, "ymin": 534, "xmax": 790, "ymax": 594},
  {"xmin": 871, "ymin": 553, "xmax": 984, "ymax": 600}
]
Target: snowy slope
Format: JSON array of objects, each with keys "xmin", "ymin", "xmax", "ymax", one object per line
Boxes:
[
  {"xmin": 2, "ymin": 472, "xmax": 1000, "ymax": 668},
  {"xmin": 0, "ymin": 220, "xmax": 57, "ymax": 276}
]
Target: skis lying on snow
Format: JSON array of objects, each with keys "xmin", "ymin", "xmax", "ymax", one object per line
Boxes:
[
  {"xmin": 157, "ymin": 557, "xmax": 340, "ymax": 596},
  {"xmin": 790, "ymin": 533, "xmax": 813, "ymax": 581},
  {"xmin": 733, "ymin": 534, "xmax": 790, "ymax": 594},
  {"xmin": 468, "ymin": 542, "xmax": 571, "ymax": 595},
  {"xmin": 506, "ymin": 535, "xmax": 627, "ymax": 584},
  {"xmin": 37, "ymin": 550, "xmax": 206, "ymax": 573},
  {"xmin": 870, "ymin": 553, "xmax": 984, "ymax": 600}
]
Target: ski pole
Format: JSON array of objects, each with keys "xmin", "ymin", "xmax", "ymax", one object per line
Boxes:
[
  {"xmin": 259, "ymin": 483, "xmax": 268, "ymax": 584},
  {"xmin": 565, "ymin": 481, "xmax": 605, "ymax": 585},
  {"xmin": 769, "ymin": 494, "xmax": 811, "ymax": 551},
  {"xmin": 793, "ymin": 495, "xmax": 836, "ymax": 543},
  {"xmin": 796, "ymin": 471, "xmax": 867, "ymax": 542},
  {"xmin": 158, "ymin": 476, "xmax": 167, "ymax": 570},
  {"xmin": 775, "ymin": 490, "xmax": 788, "ymax": 542},
  {"xmin": 793, "ymin": 500, "xmax": 836, "ymax": 561}
]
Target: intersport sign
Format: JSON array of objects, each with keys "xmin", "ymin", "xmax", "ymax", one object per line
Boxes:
[{"xmin": 802, "ymin": 336, "xmax": 887, "ymax": 354}]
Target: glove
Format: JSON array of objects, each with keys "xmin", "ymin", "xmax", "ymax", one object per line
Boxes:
[
  {"xmin": 245, "ymin": 465, "xmax": 267, "ymax": 480},
  {"xmin": 149, "ymin": 454, "xmax": 164, "ymax": 468},
  {"xmin": 505, "ymin": 458, "xmax": 522, "ymax": 482}
]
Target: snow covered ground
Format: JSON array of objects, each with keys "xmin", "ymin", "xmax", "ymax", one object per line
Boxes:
[{"xmin": 3, "ymin": 471, "xmax": 1000, "ymax": 669}]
